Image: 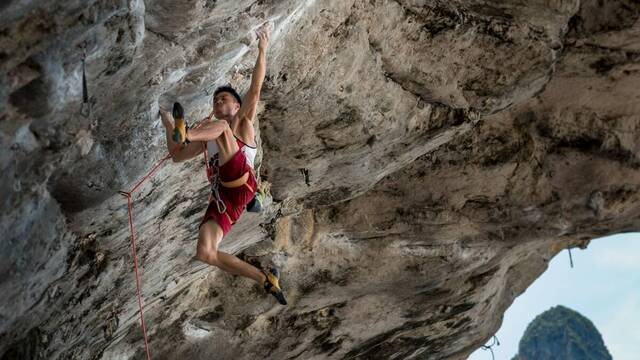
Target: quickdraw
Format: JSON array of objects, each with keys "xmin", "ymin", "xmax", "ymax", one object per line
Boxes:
[{"xmin": 208, "ymin": 155, "xmax": 227, "ymax": 214}]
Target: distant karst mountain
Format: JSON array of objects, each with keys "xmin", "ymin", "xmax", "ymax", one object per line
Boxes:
[{"xmin": 513, "ymin": 305, "xmax": 612, "ymax": 360}]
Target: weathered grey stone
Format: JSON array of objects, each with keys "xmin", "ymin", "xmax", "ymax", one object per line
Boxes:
[{"xmin": 1, "ymin": 0, "xmax": 639, "ymax": 359}]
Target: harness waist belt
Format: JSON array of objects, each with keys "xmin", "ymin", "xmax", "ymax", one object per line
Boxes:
[
  {"xmin": 208, "ymin": 171, "xmax": 255, "ymax": 211},
  {"xmin": 220, "ymin": 171, "xmax": 250, "ymax": 188}
]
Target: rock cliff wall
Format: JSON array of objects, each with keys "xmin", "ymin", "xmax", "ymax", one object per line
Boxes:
[{"xmin": 1, "ymin": 0, "xmax": 639, "ymax": 359}]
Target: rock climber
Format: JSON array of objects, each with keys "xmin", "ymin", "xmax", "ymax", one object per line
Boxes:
[{"xmin": 158, "ymin": 25, "xmax": 286, "ymax": 305}]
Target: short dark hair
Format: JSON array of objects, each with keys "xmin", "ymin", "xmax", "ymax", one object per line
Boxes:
[{"xmin": 213, "ymin": 86, "xmax": 242, "ymax": 105}]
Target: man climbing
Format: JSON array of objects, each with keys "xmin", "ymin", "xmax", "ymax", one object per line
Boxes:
[{"xmin": 159, "ymin": 25, "xmax": 287, "ymax": 305}]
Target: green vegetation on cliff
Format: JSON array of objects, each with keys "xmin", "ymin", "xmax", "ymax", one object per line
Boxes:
[{"xmin": 513, "ymin": 305, "xmax": 612, "ymax": 360}]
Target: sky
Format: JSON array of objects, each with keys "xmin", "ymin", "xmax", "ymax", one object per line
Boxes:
[{"xmin": 468, "ymin": 233, "xmax": 640, "ymax": 360}]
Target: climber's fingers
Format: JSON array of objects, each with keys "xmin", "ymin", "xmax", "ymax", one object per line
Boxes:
[
  {"xmin": 257, "ymin": 24, "xmax": 271, "ymax": 51},
  {"xmin": 259, "ymin": 21, "xmax": 272, "ymax": 35}
]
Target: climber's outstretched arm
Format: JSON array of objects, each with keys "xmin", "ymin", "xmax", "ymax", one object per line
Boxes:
[{"xmin": 237, "ymin": 26, "xmax": 271, "ymax": 124}]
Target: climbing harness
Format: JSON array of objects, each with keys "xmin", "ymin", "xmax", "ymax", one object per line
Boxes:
[
  {"xmin": 203, "ymin": 144, "xmax": 257, "ymax": 223},
  {"xmin": 480, "ymin": 335, "xmax": 500, "ymax": 360}
]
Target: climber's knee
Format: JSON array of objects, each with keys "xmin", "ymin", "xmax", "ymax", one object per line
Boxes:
[
  {"xmin": 195, "ymin": 246, "xmax": 209, "ymax": 263},
  {"xmin": 196, "ymin": 247, "xmax": 219, "ymax": 265}
]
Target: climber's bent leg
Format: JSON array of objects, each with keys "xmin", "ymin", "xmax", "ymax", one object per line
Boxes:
[
  {"xmin": 196, "ymin": 219, "xmax": 266, "ymax": 284},
  {"xmin": 195, "ymin": 220, "xmax": 238, "ymax": 275}
]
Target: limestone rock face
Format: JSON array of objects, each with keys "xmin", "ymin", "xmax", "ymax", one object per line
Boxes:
[{"xmin": 1, "ymin": 0, "xmax": 639, "ymax": 359}]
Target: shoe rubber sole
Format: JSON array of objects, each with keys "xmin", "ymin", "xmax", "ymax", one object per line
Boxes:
[
  {"xmin": 172, "ymin": 102, "xmax": 187, "ymax": 143},
  {"xmin": 264, "ymin": 268, "xmax": 287, "ymax": 305}
]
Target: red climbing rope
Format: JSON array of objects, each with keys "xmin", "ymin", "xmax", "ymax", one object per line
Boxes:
[
  {"xmin": 117, "ymin": 113, "xmax": 214, "ymax": 359},
  {"xmin": 121, "ymin": 192, "xmax": 151, "ymax": 360},
  {"xmin": 118, "ymin": 145, "xmax": 179, "ymax": 360}
]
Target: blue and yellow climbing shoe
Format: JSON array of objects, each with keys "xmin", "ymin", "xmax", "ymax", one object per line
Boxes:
[
  {"xmin": 246, "ymin": 191, "xmax": 263, "ymax": 213},
  {"xmin": 263, "ymin": 268, "xmax": 287, "ymax": 305},
  {"xmin": 172, "ymin": 102, "xmax": 188, "ymax": 144}
]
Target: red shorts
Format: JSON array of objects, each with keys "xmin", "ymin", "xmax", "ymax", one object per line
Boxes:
[{"xmin": 199, "ymin": 149, "xmax": 257, "ymax": 236}]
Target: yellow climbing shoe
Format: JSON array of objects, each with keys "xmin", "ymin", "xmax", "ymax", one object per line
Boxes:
[
  {"xmin": 172, "ymin": 102, "xmax": 188, "ymax": 144},
  {"xmin": 263, "ymin": 268, "xmax": 287, "ymax": 305}
]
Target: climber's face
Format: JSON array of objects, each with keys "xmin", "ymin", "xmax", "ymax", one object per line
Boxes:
[{"xmin": 213, "ymin": 92, "xmax": 240, "ymax": 119}]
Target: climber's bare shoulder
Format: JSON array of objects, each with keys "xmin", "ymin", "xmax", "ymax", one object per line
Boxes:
[{"xmin": 231, "ymin": 112, "xmax": 256, "ymax": 147}]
